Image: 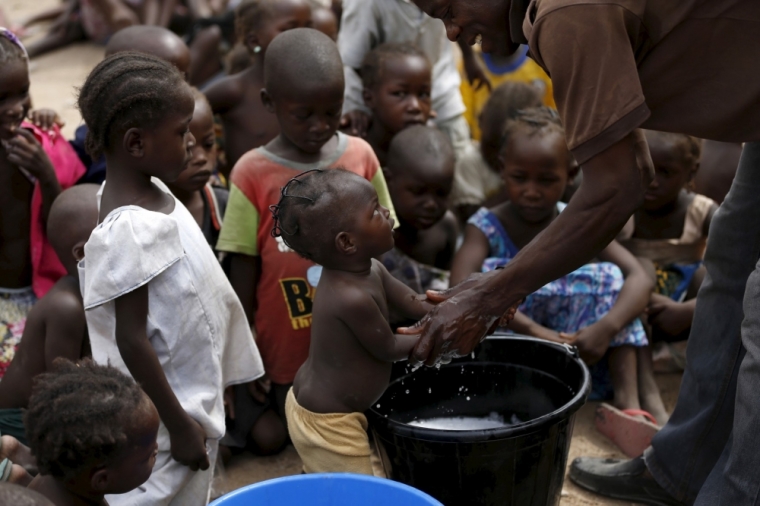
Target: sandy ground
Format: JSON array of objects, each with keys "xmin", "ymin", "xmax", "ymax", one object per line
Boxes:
[{"xmin": 5, "ymin": 3, "xmax": 683, "ymax": 504}]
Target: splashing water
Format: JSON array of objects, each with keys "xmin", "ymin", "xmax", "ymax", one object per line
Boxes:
[{"xmin": 408, "ymin": 412, "xmax": 512, "ymax": 431}]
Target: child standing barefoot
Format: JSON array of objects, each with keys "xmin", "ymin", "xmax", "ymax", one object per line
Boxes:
[
  {"xmin": 216, "ymin": 28, "xmax": 397, "ymax": 453},
  {"xmin": 27, "ymin": 360, "xmax": 160, "ymax": 506},
  {"xmin": 451, "ymin": 108, "xmax": 665, "ymax": 455},
  {"xmin": 271, "ymin": 169, "xmax": 431, "ymax": 474},
  {"xmin": 77, "ymin": 52, "xmax": 263, "ymax": 505},
  {"xmin": 360, "ymin": 43, "xmax": 433, "ymax": 166},
  {"xmin": 205, "ymin": 0, "xmax": 312, "ymax": 169},
  {"xmin": 381, "ymin": 126, "xmax": 458, "ymax": 297}
]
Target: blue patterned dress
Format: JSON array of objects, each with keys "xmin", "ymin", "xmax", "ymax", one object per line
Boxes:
[{"xmin": 468, "ymin": 205, "xmax": 648, "ymax": 399}]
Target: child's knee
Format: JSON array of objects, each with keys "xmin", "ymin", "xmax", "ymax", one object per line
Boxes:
[{"xmin": 250, "ymin": 409, "xmax": 287, "ymax": 455}]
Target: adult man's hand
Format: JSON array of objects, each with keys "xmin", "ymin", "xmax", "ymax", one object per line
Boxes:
[{"xmin": 398, "ymin": 271, "xmax": 518, "ymax": 365}]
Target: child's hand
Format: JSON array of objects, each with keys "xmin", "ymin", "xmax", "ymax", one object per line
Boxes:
[
  {"xmin": 647, "ymin": 294, "xmax": 693, "ymax": 336},
  {"xmin": 28, "ymin": 109, "xmax": 64, "ymax": 132},
  {"xmin": 560, "ymin": 320, "xmax": 616, "ymax": 365},
  {"xmin": 339, "ymin": 110, "xmax": 371, "ymax": 138},
  {"xmin": 2, "ymin": 129, "xmax": 56, "ymax": 181},
  {"xmin": 248, "ymin": 375, "xmax": 271, "ymax": 404},
  {"xmin": 170, "ymin": 417, "xmax": 210, "ymax": 471}
]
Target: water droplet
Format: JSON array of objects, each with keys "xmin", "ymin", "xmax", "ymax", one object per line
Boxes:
[
  {"xmin": 376, "ymin": 404, "xmax": 380, "ymax": 408},
  {"xmin": 405, "ymin": 389, "xmax": 410, "ymax": 394},
  {"xmin": 466, "ymin": 396, "xmax": 471, "ymax": 401},
  {"xmin": 428, "ymin": 388, "xmax": 431, "ymax": 394},
  {"xmin": 471, "ymin": 352, "xmax": 475, "ymax": 359}
]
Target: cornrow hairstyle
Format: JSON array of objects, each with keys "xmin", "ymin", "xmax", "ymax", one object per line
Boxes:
[
  {"xmin": 0, "ymin": 28, "xmax": 27, "ymax": 63},
  {"xmin": 646, "ymin": 130, "xmax": 702, "ymax": 168},
  {"xmin": 25, "ymin": 358, "xmax": 147, "ymax": 481},
  {"xmin": 500, "ymin": 106, "xmax": 565, "ymax": 158},
  {"xmin": 77, "ymin": 51, "xmax": 189, "ymax": 159},
  {"xmin": 235, "ymin": 0, "xmax": 276, "ymax": 42},
  {"xmin": 270, "ymin": 168, "xmax": 364, "ymax": 262},
  {"xmin": 360, "ymin": 42, "xmax": 430, "ymax": 90}
]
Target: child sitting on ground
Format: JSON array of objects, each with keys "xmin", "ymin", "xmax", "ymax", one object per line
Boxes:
[
  {"xmin": 618, "ymin": 131, "xmax": 718, "ymax": 370},
  {"xmin": 77, "ymin": 51, "xmax": 264, "ymax": 505},
  {"xmin": 0, "ymin": 29, "xmax": 85, "ymax": 377},
  {"xmin": 360, "ymin": 43, "xmax": 433, "ymax": 166},
  {"xmin": 26, "ymin": 359, "xmax": 160, "ymax": 506},
  {"xmin": 72, "ymin": 24, "xmax": 192, "ymax": 185},
  {"xmin": 452, "ymin": 81, "xmax": 542, "ymax": 222},
  {"xmin": 381, "ymin": 125, "xmax": 458, "ymax": 298},
  {"xmin": 451, "ymin": 107, "xmax": 666, "ymax": 457},
  {"xmin": 205, "ymin": 0, "xmax": 312, "ymax": 169},
  {"xmin": 165, "ymin": 88, "xmax": 228, "ymax": 258},
  {"xmin": 273, "ymin": 169, "xmax": 431, "ymax": 474},
  {"xmin": 0, "ymin": 185, "xmax": 98, "ymax": 445},
  {"xmin": 216, "ymin": 28, "xmax": 397, "ymax": 455}
]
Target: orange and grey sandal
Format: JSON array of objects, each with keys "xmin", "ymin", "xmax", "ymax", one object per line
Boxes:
[{"xmin": 595, "ymin": 403, "xmax": 660, "ymax": 458}]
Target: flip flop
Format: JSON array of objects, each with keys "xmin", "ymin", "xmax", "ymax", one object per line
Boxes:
[{"xmin": 595, "ymin": 403, "xmax": 660, "ymax": 458}]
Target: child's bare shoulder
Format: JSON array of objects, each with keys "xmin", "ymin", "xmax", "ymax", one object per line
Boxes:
[
  {"xmin": 43, "ymin": 277, "xmax": 85, "ymax": 321},
  {"xmin": 204, "ymin": 73, "xmax": 246, "ymax": 112}
]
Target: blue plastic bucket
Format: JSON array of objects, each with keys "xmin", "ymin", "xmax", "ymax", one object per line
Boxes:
[{"xmin": 210, "ymin": 473, "xmax": 443, "ymax": 505}]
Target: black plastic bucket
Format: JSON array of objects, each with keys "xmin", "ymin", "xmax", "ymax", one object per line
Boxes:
[{"xmin": 368, "ymin": 335, "xmax": 590, "ymax": 506}]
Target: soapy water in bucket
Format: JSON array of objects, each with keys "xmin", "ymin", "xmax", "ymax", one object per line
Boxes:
[{"xmin": 408, "ymin": 412, "xmax": 523, "ymax": 431}]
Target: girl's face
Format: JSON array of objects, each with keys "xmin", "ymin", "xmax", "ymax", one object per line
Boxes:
[
  {"xmin": 142, "ymin": 87, "xmax": 196, "ymax": 183},
  {"xmin": 500, "ymin": 130, "xmax": 569, "ymax": 223},
  {"xmin": 168, "ymin": 98, "xmax": 217, "ymax": 193},
  {"xmin": 643, "ymin": 134, "xmax": 696, "ymax": 211},
  {"xmin": 0, "ymin": 58, "xmax": 30, "ymax": 141},
  {"xmin": 103, "ymin": 395, "xmax": 160, "ymax": 495},
  {"xmin": 248, "ymin": 0, "xmax": 312, "ymax": 55},
  {"xmin": 365, "ymin": 55, "xmax": 432, "ymax": 135}
]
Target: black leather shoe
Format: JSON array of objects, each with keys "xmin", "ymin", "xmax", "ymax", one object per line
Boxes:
[{"xmin": 569, "ymin": 456, "xmax": 684, "ymax": 506}]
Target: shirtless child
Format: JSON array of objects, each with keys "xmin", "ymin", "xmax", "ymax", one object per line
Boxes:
[
  {"xmin": 0, "ymin": 185, "xmax": 98, "ymax": 444},
  {"xmin": 205, "ymin": 0, "xmax": 312, "ymax": 169},
  {"xmin": 273, "ymin": 169, "xmax": 431, "ymax": 474}
]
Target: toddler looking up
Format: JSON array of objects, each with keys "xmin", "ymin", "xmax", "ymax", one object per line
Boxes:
[
  {"xmin": 77, "ymin": 52, "xmax": 264, "ymax": 505},
  {"xmin": 205, "ymin": 0, "xmax": 312, "ymax": 169},
  {"xmin": 216, "ymin": 28, "xmax": 397, "ymax": 451},
  {"xmin": 0, "ymin": 29, "xmax": 85, "ymax": 377},
  {"xmin": 451, "ymin": 108, "xmax": 666, "ymax": 454},
  {"xmin": 360, "ymin": 43, "xmax": 432, "ymax": 166},
  {"xmin": 382, "ymin": 125, "xmax": 458, "ymax": 298},
  {"xmin": 27, "ymin": 359, "xmax": 159, "ymax": 506},
  {"xmin": 274, "ymin": 169, "xmax": 431, "ymax": 474},
  {"xmin": 0, "ymin": 185, "xmax": 99, "ymax": 444}
]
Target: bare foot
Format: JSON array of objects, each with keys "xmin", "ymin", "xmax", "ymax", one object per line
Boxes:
[{"xmin": 1, "ymin": 436, "xmax": 37, "ymax": 475}]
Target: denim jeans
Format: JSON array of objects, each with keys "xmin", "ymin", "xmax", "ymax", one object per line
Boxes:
[{"xmin": 644, "ymin": 142, "xmax": 760, "ymax": 505}]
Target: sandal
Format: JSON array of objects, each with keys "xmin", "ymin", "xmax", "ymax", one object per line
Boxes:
[{"xmin": 595, "ymin": 403, "xmax": 660, "ymax": 458}]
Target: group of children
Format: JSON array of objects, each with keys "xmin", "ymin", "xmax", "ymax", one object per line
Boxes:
[{"xmin": 0, "ymin": 0, "xmax": 734, "ymax": 503}]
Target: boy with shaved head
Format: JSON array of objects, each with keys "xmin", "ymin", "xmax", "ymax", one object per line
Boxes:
[
  {"xmin": 0, "ymin": 185, "xmax": 99, "ymax": 443},
  {"xmin": 216, "ymin": 28, "xmax": 397, "ymax": 446}
]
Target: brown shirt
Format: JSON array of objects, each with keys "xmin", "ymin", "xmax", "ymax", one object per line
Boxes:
[{"xmin": 514, "ymin": 0, "xmax": 760, "ymax": 164}]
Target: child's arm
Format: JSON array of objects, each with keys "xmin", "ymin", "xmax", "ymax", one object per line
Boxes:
[
  {"xmin": 434, "ymin": 211, "xmax": 460, "ymax": 271},
  {"xmin": 114, "ymin": 284, "xmax": 210, "ymax": 471},
  {"xmin": 565, "ymin": 240, "xmax": 653, "ymax": 363},
  {"xmin": 44, "ymin": 292, "xmax": 87, "ymax": 368},
  {"xmin": 450, "ymin": 224, "xmax": 490, "ymax": 286},
  {"xmin": 379, "ymin": 261, "xmax": 433, "ymax": 321},
  {"xmin": 229, "ymin": 254, "xmax": 260, "ymax": 327},
  {"xmin": 204, "ymin": 77, "xmax": 242, "ymax": 116},
  {"xmin": 341, "ymin": 288, "xmax": 419, "ymax": 362}
]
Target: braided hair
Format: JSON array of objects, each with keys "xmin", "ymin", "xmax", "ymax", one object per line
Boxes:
[
  {"xmin": 500, "ymin": 106, "xmax": 567, "ymax": 160},
  {"xmin": 25, "ymin": 359, "xmax": 147, "ymax": 481},
  {"xmin": 360, "ymin": 42, "xmax": 430, "ymax": 90},
  {"xmin": 0, "ymin": 28, "xmax": 27, "ymax": 63},
  {"xmin": 644, "ymin": 130, "xmax": 702, "ymax": 169},
  {"xmin": 270, "ymin": 168, "xmax": 365, "ymax": 262},
  {"xmin": 77, "ymin": 51, "xmax": 189, "ymax": 159}
]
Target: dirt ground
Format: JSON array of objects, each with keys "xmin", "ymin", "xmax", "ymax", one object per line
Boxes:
[{"xmin": 4, "ymin": 3, "xmax": 684, "ymax": 504}]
